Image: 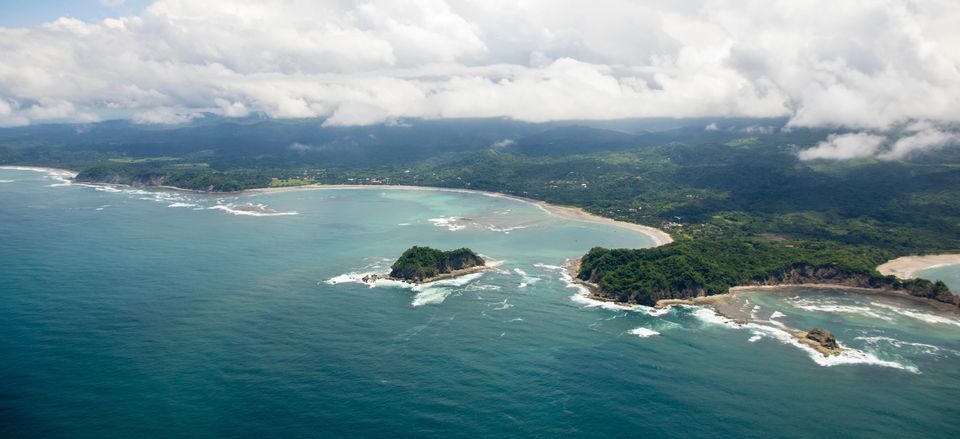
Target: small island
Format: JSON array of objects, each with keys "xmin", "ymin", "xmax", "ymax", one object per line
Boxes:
[
  {"xmin": 378, "ymin": 246, "xmax": 490, "ymax": 284},
  {"xmin": 796, "ymin": 328, "xmax": 843, "ymax": 356}
]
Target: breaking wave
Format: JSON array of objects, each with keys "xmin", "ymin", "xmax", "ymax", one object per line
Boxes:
[
  {"xmin": 209, "ymin": 203, "xmax": 299, "ymax": 217},
  {"xmin": 872, "ymin": 302, "xmax": 960, "ymax": 327},
  {"xmin": 629, "ymin": 327, "xmax": 660, "ymax": 338},
  {"xmin": 428, "ymin": 216, "xmax": 467, "ymax": 231},
  {"xmin": 325, "ymin": 261, "xmax": 486, "ymax": 307},
  {"xmin": 688, "ymin": 306, "xmax": 920, "ymax": 373},
  {"xmin": 786, "ymin": 297, "xmax": 894, "ymax": 322}
]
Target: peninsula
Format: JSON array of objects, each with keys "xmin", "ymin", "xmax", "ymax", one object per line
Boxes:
[{"xmin": 575, "ymin": 239, "xmax": 959, "ymax": 309}]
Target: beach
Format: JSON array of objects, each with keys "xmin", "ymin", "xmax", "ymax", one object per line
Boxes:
[
  {"xmin": 877, "ymin": 254, "xmax": 960, "ymax": 279},
  {"xmin": 249, "ymin": 183, "xmax": 675, "ymax": 246},
  {"xmin": 0, "ymin": 166, "xmax": 674, "ymax": 248}
]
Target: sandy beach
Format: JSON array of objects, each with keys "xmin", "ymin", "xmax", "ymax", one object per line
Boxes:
[
  {"xmin": 876, "ymin": 254, "xmax": 960, "ymax": 279},
  {"xmin": 0, "ymin": 166, "xmax": 675, "ymax": 247},
  {"xmin": 0, "ymin": 166, "xmax": 674, "ymax": 246}
]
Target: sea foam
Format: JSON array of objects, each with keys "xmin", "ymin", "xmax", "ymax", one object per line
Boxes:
[
  {"xmin": 325, "ymin": 264, "xmax": 486, "ymax": 307},
  {"xmin": 786, "ymin": 297, "xmax": 894, "ymax": 322},
  {"xmin": 629, "ymin": 327, "xmax": 660, "ymax": 338},
  {"xmin": 428, "ymin": 216, "xmax": 467, "ymax": 231},
  {"xmin": 209, "ymin": 204, "xmax": 299, "ymax": 217},
  {"xmin": 871, "ymin": 302, "xmax": 960, "ymax": 327},
  {"xmin": 686, "ymin": 305, "xmax": 920, "ymax": 373}
]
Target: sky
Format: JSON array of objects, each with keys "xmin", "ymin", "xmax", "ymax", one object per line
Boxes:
[{"xmin": 0, "ymin": 0, "xmax": 959, "ymax": 161}]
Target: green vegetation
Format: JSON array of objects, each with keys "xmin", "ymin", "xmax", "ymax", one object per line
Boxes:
[
  {"xmin": 107, "ymin": 156, "xmax": 180, "ymax": 164},
  {"xmin": 3, "ymin": 117, "xmax": 959, "ymax": 300},
  {"xmin": 389, "ymin": 246, "xmax": 485, "ymax": 282},
  {"xmin": 578, "ymin": 240, "xmax": 956, "ymax": 306},
  {"xmin": 269, "ymin": 177, "xmax": 314, "ymax": 188},
  {"xmin": 75, "ymin": 165, "xmax": 272, "ymax": 192}
]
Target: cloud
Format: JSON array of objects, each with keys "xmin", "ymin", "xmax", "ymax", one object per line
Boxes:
[
  {"xmin": 490, "ymin": 138, "xmax": 516, "ymax": 148},
  {"xmin": 0, "ymin": 0, "xmax": 958, "ymax": 129},
  {"xmin": 880, "ymin": 125, "xmax": 958, "ymax": 159},
  {"xmin": 798, "ymin": 133, "xmax": 886, "ymax": 161},
  {"xmin": 289, "ymin": 142, "xmax": 315, "ymax": 152},
  {"xmin": 132, "ymin": 107, "xmax": 202, "ymax": 125},
  {"xmin": 704, "ymin": 122, "xmax": 719, "ymax": 131},
  {"xmin": 798, "ymin": 125, "xmax": 959, "ymax": 161},
  {"xmin": 743, "ymin": 125, "xmax": 774, "ymax": 135}
]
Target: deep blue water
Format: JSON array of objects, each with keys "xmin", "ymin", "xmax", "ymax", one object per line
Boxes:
[{"xmin": 2, "ymin": 168, "xmax": 959, "ymax": 438}]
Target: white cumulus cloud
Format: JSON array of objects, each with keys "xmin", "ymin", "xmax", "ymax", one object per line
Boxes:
[
  {"xmin": 880, "ymin": 126, "xmax": 958, "ymax": 160},
  {"xmin": 798, "ymin": 133, "xmax": 887, "ymax": 161},
  {"xmin": 0, "ymin": 0, "xmax": 957, "ymax": 129}
]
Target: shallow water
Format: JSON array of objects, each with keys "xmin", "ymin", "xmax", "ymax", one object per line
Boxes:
[
  {"xmin": 918, "ymin": 264, "xmax": 960, "ymax": 292},
  {"xmin": 2, "ymin": 168, "xmax": 959, "ymax": 438}
]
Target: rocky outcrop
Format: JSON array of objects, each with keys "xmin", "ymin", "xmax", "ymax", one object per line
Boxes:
[{"xmin": 795, "ymin": 328, "xmax": 842, "ymax": 356}]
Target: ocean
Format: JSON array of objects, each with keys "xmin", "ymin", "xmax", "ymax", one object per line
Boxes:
[{"xmin": 2, "ymin": 167, "xmax": 959, "ymax": 438}]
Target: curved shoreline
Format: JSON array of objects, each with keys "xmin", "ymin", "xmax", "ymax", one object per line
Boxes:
[
  {"xmin": 877, "ymin": 254, "xmax": 960, "ymax": 279},
  {"xmin": 251, "ymin": 183, "xmax": 674, "ymax": 246},
  {"xmin": 0, "ymin": 166, "xmax": 673, "ymax": 247}
]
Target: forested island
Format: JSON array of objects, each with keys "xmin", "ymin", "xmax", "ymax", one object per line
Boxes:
[
  {"xmin": 387, "ymin": 246, "xmax": 487, "ymax": 283},
  {"xmin": 575, "ymin": 240, "xmax": 957, "ymax": 307}
]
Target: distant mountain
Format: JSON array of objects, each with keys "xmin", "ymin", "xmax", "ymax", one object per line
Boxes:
[
  {"xmin": 0, "ymin": 116, "xmax": 805, "ymax": 168},
  {"xmin": 509, "ymin": 125, "xmax": 643, "ymax": 155}
]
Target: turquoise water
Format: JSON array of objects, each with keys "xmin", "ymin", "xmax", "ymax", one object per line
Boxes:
[
  {"xmin": 2, "ymin": 168, "xmax": 960, "ymax": 438},
  {"xmin": 919, "ymin": 265, "xmax": 960, "ymax": 292}
]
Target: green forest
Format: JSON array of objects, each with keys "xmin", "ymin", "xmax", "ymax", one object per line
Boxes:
[
  {"xmin": 389, "ymin": 246, "xmax": 485, "ymax": 282},
  {"xmin": 577, "ymin": 240, "xmax": 955, "ymax": 306}
]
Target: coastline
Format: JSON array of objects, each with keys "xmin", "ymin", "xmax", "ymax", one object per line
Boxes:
[
  {"xmin": 0, "ymin": 165, "xmax": 673, "ymax": 247},
  {"xmin": 0, "ymin": 165, "xmax": 78, "ymax": 178},
  {"xmin": 7, "ymin": 165, "xmax": 959, "ymax": 319},
  {"xmin": 564, "ymin": 253, "xmax": 960, "ymax": 318},
  {"xmin": 716, "ymin": 284, "xmax": 960, "ymax": 317},
  {"xmin": 877, "ymin": 254, "xmax": 960, "ymax": 279},
  {"xmin": 248, "ymin": 184, "xmax": 674, "ymax": 246}
]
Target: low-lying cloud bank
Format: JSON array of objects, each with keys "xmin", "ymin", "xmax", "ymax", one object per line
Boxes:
[
  {"xmin": 1, "ymin": 0, "xmax": 959, "ymax": 140},
  {"xmin": 797, "ymin": 123, "xmax": 959, "ymax": 161}
]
